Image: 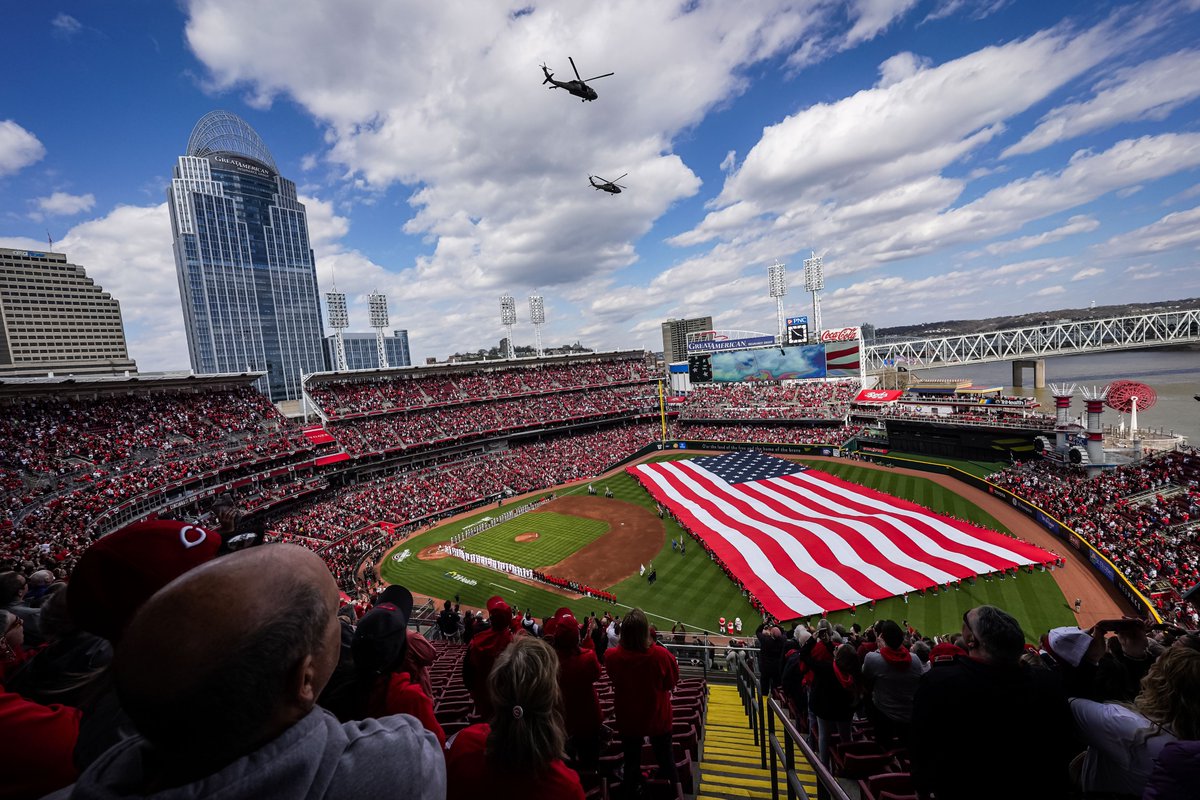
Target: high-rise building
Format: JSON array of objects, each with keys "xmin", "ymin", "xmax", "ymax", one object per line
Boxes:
[
  {"xmin": 660, "ymin": 316, "xmax": 713, "ymax": 365},
  {"xmin": 323, "ymin": 330, "xmax": 411, "ymax": 371},
  {"xmin": 168, "ymin": 110, "xmax": 326, "ymax": 401},
  {"xmin": 0, "ymin": 247, "xmax": 137, "ymax": 377}
]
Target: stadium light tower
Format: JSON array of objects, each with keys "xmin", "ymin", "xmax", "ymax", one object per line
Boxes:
[
  {"xmin": 529, "ymin": 293, "xmax": 546, "ymax": 358},
  {"xmin": 368, "ymin": 291, "xmax": 390, "ymax": 369},
  {"xmin": 325, "ymin": 290, "xmax": 349, "ymax": 371},
  {"xmin": 500, "ymin": 294, "xmax": 517, "ymax": 359},
  {"xmin": 803, "ymin": 252, "xmax": 825, "ymax": 335},
  {"xmin": 767, "ymin": 261, "xmax": 787, "ymax": 344}
]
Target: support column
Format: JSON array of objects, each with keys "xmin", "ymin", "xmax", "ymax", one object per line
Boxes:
[{"xmin": 1012, "ymin": 358, "xmax": 1046, "ymax": 389}]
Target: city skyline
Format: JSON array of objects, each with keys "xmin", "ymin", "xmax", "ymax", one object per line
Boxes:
[{"xmin": 2, "ymin": 1, "xmax": 1200, "ymax": 371}]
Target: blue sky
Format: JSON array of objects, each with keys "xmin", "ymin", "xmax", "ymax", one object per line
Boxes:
[{"xmin": 2, "ymin": 0, "xmax": 1200, "ymax": 370}]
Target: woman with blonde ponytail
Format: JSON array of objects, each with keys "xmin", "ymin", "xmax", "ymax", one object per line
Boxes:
[{"xmin": 447, "ymin": 635, "xmax": 585, "ymax": 800}]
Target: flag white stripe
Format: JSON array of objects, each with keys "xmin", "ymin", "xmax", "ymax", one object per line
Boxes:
[
  {"xmin": 790, "ymin": 471, "xmax": 1036, "ymax": 566},
  {"xmin": 635, "ymin": 463, "xmax": 819, "ymax": 616},
  {"xmin": 671, "ymin": 461, "xmax": 875, "ymax": 607},
  {"xmin": 743, "ymin": 477, "xmax": 959, "ymax": 587}
]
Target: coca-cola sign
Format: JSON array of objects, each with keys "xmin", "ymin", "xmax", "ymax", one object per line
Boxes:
[{"xmin": 819, "ymin": 327, "xmax": 861, "ymax": 343}]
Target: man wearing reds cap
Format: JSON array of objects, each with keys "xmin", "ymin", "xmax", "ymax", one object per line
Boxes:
[
  {"xmin": 65, "ymin": 519, "xmax": 223, "ymax": 769},
  {"xmin": 463, "ymin": 595, "xmax": 516, "ymax": 719},
  {"xmin": 47, "ymin": 544, "xmax": 444, "ymax": 799}
]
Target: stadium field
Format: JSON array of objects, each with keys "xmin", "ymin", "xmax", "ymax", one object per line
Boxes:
[
  {"xmin": 379, "ymin": 452, "xmax": 1075, "ymax": 640},
  {"xmin": 461, "ymin": 512, "xmax": 608, "ymax": 568}
]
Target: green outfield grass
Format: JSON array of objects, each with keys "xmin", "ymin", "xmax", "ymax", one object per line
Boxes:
[
  {"xmin": 379, "ymin": 451, "xmax": 1073, "ymax": 638},
  {"xmin": 462, "ymin": 512, "xmax": 608, "ymax": 568}
]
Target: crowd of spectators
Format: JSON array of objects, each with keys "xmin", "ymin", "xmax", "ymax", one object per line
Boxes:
[
  {"xmin": 850, "ymin": 402, "xmax": 1056, "ymax": 429},
  {"xmin": 757, "ymin": 607, "xmax": 1200, "ymax": 799},
  {"xmin": 309, "ymin": 358, "xmax": 655, "ymax": 419},
  {"xmin": 680, "ymin": 381, "xmax": 860, "ymax": 422},
  {"xmin": 0, "ymin": 386, "xmax": 321, "ymax": 578},
  {"xmin": 329, "ymin": 386, "xmax": 659, "ymax": 456},
  {"xmin": 988, "ymin": 451, "xmax": 1200, "ymax": 627},
  {"xmin": 677, "ymin": 421, "xmax": 864, "ymax": 446}
]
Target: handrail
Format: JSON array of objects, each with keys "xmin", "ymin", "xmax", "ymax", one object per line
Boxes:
[{"xmin": 734, "ymin": 658, "xmax": 852, "ymax": 800}]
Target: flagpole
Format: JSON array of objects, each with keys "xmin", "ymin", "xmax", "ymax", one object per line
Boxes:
[{"xmin": 658, "ymin": 378, "xmax": 667, "ymax": 442}]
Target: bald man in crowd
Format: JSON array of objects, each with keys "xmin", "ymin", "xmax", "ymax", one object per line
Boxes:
[{"xmin": 49, "ymin": 545, "xmax": 445, "ymax": 799}]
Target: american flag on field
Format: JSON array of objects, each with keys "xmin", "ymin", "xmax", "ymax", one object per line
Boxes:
[{"xmin": 628, "ymin": 452, "xmax": 1056, "ymax": 620}]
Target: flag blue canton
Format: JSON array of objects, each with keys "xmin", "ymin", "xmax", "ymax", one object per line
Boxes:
[{"xmin": 691, "ymin": 450, "xmax": 808, "ymax": 485}]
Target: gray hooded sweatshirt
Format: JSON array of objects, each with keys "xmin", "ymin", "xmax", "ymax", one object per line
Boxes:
[{"xmin": 47, "ymin": 708, "xmax": 445, "ymax": 800}]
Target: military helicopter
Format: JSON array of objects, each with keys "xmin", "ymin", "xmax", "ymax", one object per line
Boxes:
[
  {"xmin": 589, "ymin": 174, "xmax": 627, "ymax": 194},
  {"xmin": 541, "ymin": 57, "xmax": 614, "ymax": 102}
]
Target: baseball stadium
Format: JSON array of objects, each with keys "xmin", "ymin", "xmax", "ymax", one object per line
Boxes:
[{"xmin": 4, "ymin": 336, "xmax": 1197, "ymax": 799}]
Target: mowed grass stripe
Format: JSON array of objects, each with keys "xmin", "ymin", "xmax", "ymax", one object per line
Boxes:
[{"xmin": 461, "ymin": 512, "xmax": 607, "ymax": 568}]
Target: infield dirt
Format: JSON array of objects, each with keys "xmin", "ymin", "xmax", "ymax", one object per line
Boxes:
[{"xmin": 536, "ymin": 496, "xmax": 663, "ymax": 588}]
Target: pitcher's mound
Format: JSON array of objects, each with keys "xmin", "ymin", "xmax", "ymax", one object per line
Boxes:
[
  {"xmin": 418, "ymin": 546, "xmax": 450, "ymax": 561},
  {"xmin": 515, "ymin": 532, "xmax": 540, "ymax": 543}
]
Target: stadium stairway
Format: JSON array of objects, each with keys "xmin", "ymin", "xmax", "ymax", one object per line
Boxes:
[{"xmin": 696, "ymin": 685, "xmax": 817, "ymax": 800}]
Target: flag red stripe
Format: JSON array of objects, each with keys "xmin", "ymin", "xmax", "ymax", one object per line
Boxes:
[{"xmin": 656, "ymin": 461, "xmax": 892, "ymax": 604}]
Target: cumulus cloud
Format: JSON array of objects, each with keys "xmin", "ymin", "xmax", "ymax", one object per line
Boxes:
[
  {"xmin": 876, "ymin": 51, "xmax": 930, "ymax": 87},
  {"xmin": 34, "ymin": 191, "xmax": 96, "ymax": 217},
  {"xmin": 1071, "ymin": 267, "xmax": 1104, "ymax": 281},
  {"xmin": 843, "ymin": 0, "xmax": 920, "ymax": 49},
  {"xmin": 1034, "ymin": 285, "xmax": 1066, "ymax": 296},
  {"xmin": 1003, "ymin": 49, "xmax": 1200, "ymax": 158},
  {"xmin": 0, "ymin": 120, "xmax": 46, "ymax": 176}
]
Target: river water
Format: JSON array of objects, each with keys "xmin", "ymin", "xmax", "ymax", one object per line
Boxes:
[{"xmin": 914, "ymin": 349, "xmax": 1200, "ymax": 445}]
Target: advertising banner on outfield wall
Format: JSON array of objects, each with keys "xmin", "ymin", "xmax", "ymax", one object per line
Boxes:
[{"xmin": 709, "ymin": 344, "xmax": 827, "ymax": 382}]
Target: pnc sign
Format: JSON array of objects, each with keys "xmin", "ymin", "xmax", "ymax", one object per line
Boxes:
[{"xmin": 819, "ymin": 327, "xmax": 861, "ymax": 343}]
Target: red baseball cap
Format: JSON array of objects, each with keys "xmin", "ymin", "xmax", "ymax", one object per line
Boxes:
[
  {"xmin": 486, "ymin": 595, "xmax": 510, "ymax": 615},
  {"xmin": 67, "ymin": 519, "xmax": 221, "ymax": 642}
]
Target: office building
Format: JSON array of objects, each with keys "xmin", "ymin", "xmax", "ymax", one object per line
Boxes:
[
  {"xmin": 0, "ymin": 247, "xmax": 137, "ymax": 377},
  {"xmin": 660, "ymin": 315, "xmax": 713, "ymax": 365},
  {"xmin": 168, "ymin": 110, "xmax": 325, "ymax": 401},
  {"xmin": 323, "ymin": 330, "xmax": 411, "ymax": 371}
]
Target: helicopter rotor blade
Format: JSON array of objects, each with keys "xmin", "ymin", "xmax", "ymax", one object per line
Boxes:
[
  {"xmin": 569, "ymin": 56, "xmax": 582, "ymax": 81},
  {"xmin": 582, "ymin": 72, "xmax": 615, "ymax": 82},
  {"xmin": 613, "ymin": 173, "xmax": 628, "ymax": 182}
]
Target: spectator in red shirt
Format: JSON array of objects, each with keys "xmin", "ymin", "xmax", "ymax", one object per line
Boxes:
[
  {"xmin": 447, "ymin": 636, "xmax": 584, "ymax": 800},
  {"xmin": 548, "ymin": 609, "xmax": 603, "ymax": 769},
  {"xmin": 604, "ymin": 607, "xmax": 679, "ymax": 796},
  {"xmin": 464, "ymin": 596, "xmax": 516, "ymax": 720},
  {"xmin": 350, "ymin": 585, "xmax": 445, "ymax": 748},
  {"xmin": 0, "ymin": 685, "xmax": 81, "ymax": 800}
]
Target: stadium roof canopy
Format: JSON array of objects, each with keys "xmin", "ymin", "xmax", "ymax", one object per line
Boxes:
[
  {"xmin": 186, "ymin": 110, "xmax": 278, "ymax": 172},
  {"xmin": 0, "ymin": 370, "xmax": 265, "ymax": 400},
  {"xmin": 305, "ymin": 348, "xmax": 649, "ymax": 387}
]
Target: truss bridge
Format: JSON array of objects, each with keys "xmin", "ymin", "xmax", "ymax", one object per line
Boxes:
[{"xmin": 863, "ymin": 309, "xmax": 1200, "ymax": 385}]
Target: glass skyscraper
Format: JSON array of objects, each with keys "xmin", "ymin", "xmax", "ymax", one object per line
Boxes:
[{"xmin": 168, "ymin": 111, "xmax": 326, "ymax": 401}]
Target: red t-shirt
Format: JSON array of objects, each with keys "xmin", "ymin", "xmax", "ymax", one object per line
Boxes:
[
  {"xmin": 465, "ymin": 626, "xmax": 513, "ymax": 719},
  {"xmin": 555, "ymin": 646, "xmax": 603, "ymax": 737},
  {"xmin": 446, "ymin": 723, "xmax": 585, "ymax": 800},
  {"xmin": 604, "ymin": 643, "xmax": 678, "ymax": 736},
  {"xmin": 369, "ymin": 671, "xmax": 446, "ymax": 749}
]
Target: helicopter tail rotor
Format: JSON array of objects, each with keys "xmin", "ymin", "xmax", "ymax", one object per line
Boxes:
[{"xmin": 540, "ymin": 63, "xmax": 553, "ymax": 84}]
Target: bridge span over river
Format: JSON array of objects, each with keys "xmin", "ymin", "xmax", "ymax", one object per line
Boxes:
[{"xmin": 862, "ymin": 309, "xmax": 1200, "ymax": 387}]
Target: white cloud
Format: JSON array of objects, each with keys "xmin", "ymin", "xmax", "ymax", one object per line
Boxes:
[
  {"xmin": 922, "ymin": 0, "xmax": 1011, "ymax": 24},
  {"xmin": 1096, "ymin": 205, "xmax": 1200, "ymax": 258},
  {"xmin": 984, "ymin": 215, "xmax": 1099, "ymax": 255},
  {"xmin": 843, "ymin": 0, "xmax": 920, "ymax": 49},
  {"xmin": 1035, "ymin": 285, "xmax": 1066, "ymax": 296},
  {"xmin": 876, "ymin": 51, "xmax": 930, "ymax": 88},
  {"xmin": 51, "ymin": 13, "xmax": 82, "ymax": 38},
  {"xmin": 720, "ymin": 150, "xmax": 737, "ymax": 174},
  {"xmin": 0, "ymin": 120, "xmax": 46, "ymax": 176},
  {"xmin": 34, "ymin": 191, "xmax": 96, "ymax": 217},
  {"xmin": 1003, "ymin": 49, "xmax": 1200, "ymax": 158},
  {"xmin": 1071, "ymin": 267, "xmax": 1104, "ymax": 281}
]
